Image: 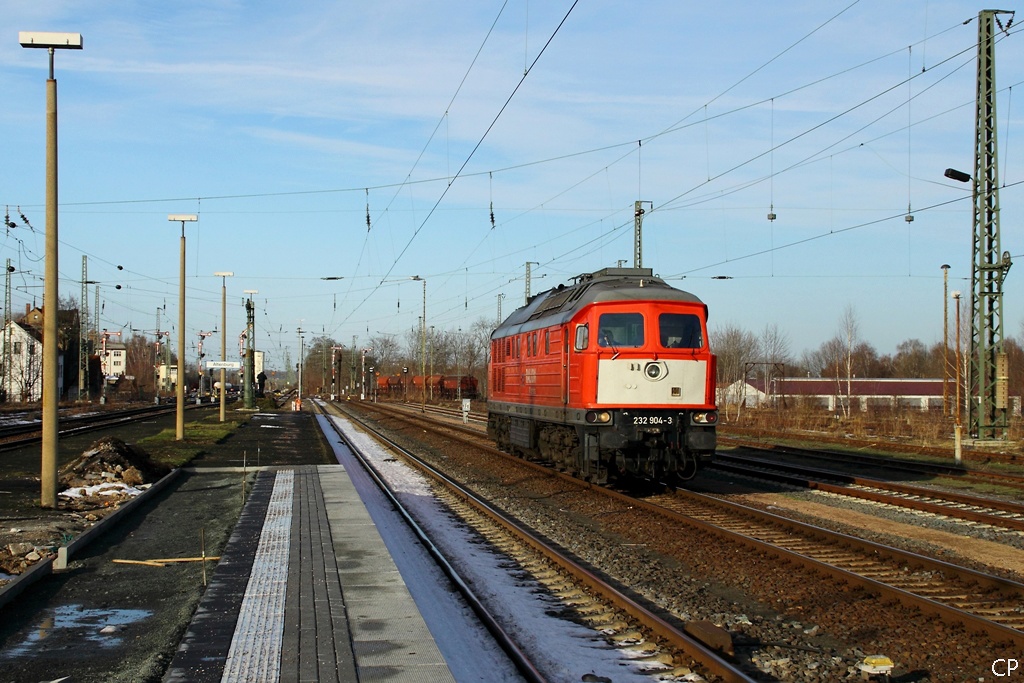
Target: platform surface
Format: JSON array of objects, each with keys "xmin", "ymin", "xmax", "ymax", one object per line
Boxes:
[{"xmin": 165, "ymin": 464, "xmax": 455, "ymax": 682}]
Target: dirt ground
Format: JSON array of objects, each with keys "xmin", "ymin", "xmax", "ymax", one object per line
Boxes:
[{"xmin": 0, "ymin": 408, "xmax": 333, "ymax": 683}]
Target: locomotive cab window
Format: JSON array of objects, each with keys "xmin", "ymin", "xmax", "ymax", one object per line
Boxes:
[
  {"xmin": 574, "ymin": 324, "xmax": 589, "ymax": 351},
  {"xmin": 597, "ymin": 312, "xmax": 644, "ymax": 347},
  {"xmin": 659, "ymin": 313, "xmax": 703, "ymax": 349}
]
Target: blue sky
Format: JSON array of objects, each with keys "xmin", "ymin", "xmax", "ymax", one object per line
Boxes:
[{"xmin": 1, "ymin": 1, "xmax": 1021, "ymax": 372}]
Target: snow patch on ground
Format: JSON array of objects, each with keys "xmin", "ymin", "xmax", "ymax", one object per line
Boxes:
[{"xmin": 323, "ymin": 409, "xmax": 672, "ymax": 683}]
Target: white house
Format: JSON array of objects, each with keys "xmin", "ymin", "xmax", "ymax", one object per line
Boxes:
[
  {"xmin": 100, "ymin": 339, "xmax": 127, "ymax": 380},
  {"xmin": 0, "ymin": 320, "xmax": 64, "ymax": 402}
]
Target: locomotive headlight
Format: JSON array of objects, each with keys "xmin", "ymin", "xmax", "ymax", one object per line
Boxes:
[
  {"xmin": 691, "ymin": 411, "xmax": 718, "ymax": 425},
  {"xmin": 585, "ymin": 410, "xmax": 612, "ymax": 424},
  {"xmin": 643, "ymin": 361, "xmax": 667, "ymax": 381}
]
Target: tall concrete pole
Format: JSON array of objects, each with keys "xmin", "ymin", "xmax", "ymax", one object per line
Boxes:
[
  {"xmin": 170, "ymin": 214, "xmax": 197, "ymax": 440},
  {"xmin": 177, "ymin": 226, "xmax": 185, "ymax": 439},
  {"xmin": 219, "ymin": 274, "xmax": 229, "ymax": 421},
  {"xmin": 21, "ymin": 32, "xmax": 82, "ymax": 508},
  {"xmin": 41, "ymin": 69, "xmax": 59, "ymax": 507}
]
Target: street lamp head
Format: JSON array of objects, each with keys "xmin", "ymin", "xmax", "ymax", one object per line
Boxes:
[
  {"xmin": 944, "ymin": 168, "xmax": 971, "ymax": 183},
  {"xmin": 951, "ymin": 291, "xmax": 961, "ymax": 300},
  {"xmin": 168, "ymin": 214, "xmax": 198, "ymax": 222},
  {"xmin": 940, "ymin": 264, "xmax": 950, "ymax": 271},
  {"xmin": 214, "ymin": 271, "xmax": 234, "ymax": 277},
  {"xmin": 19, "ymin": 32, "xmax": 82, "ymax": 49}
]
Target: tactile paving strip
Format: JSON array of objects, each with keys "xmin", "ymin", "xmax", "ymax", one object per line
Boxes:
[{"xmin": 220, "ymin": 469, "xmax": 294, "ymax": 682}]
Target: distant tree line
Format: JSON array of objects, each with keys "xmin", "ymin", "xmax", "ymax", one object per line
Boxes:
[{"xmin": 711, "ymin": 304, "xmax": 1024, "ymax": 415}]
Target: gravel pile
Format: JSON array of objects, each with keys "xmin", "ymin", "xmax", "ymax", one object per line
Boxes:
[{"xmin": 1, "ymin": 437, "xmax": 171, "ymax": 581}]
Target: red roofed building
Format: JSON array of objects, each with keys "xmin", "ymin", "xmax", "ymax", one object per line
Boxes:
[{"xmin": 720, "ymin": 377, "xmax": 1023, "ymax": 415}]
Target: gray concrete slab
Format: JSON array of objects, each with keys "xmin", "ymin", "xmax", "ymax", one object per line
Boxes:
[{"xmin": 167, "ymin": 463, "xmax": 455, "ymax": 683}]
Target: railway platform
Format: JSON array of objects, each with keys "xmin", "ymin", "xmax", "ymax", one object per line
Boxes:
[{"xmin": 164, "ymin": 460, "xmax": 456, "ymax": 682}]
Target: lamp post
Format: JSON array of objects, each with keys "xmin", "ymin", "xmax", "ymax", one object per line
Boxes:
[
  {"xmin": 411, "ymin": 276, "xmax": 426, "ymax": 411},
  {"xmin": 952, "ymin": 290, "xmax": 963, "ymax": 463},
  {"xmin": 20, "ymin": 31, "xmax": 83, "ymax": 508},
  {"xmin": 169, "ymin": 214, "xmax": 198, "ymax": 440},
  {"xmin": 941, "ymin": 264, "xmax": 950, "ymax": 415},
  {"xmin": 214, "ymin": 272, "xmax": 233, "ymax": 421}
]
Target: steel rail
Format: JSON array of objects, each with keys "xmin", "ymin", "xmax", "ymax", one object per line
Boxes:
[
  {"xmin": 718, "ymin": 435, "xmax": 1024, "ymax": 490},
  {"xmin": 647, "ymin": 489, "xmax": 1024, "ymax": 646},
  {"xmin": 713, "ymin": 452, "xmax": 1024, "ymax": 532},
  {"xmin": 0, "ymin": 403, "xmax": 215, "ymax": 451},
  {"xmin": 327, "ymin": 399, "xmax": 757, "ymax": 683},
  {"xmin": 719, "ymin": 427, "xmax": 1024, "ymax": 468},
  {"xmin": 312, "ymin": 400, "xmax": 549, "ymax": 683},
  {"xmin": 353, "ymin": 399, "xmax": 1024, "ymax": 649}
]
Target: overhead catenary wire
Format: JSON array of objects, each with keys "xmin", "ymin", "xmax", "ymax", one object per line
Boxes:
[{"xmin": 3, "ymin": 8, "xmax": 1020, "ymax": 358}]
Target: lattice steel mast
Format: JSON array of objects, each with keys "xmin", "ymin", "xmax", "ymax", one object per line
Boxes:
[{"xmin": 968, "ymin": 9, "xmax": 1014, "ymax": 439}]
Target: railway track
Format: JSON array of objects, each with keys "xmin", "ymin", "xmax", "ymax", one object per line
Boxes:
[
  {"xmin": 712, "ymin": 451, "xmax": 1024, "ymax": 533},
  {"xmin": 0, "ymin": 402, "xmax": 213, "ymax": 451},
  {"xmin": 319, "ymin": 399, "xmax": 755, "ymax": 682},
  {"xmin": 350, "ymin": 399, "xmax": 1024, "ymax": 654},
  {"xmin": 719, "ymin": 433, "xmax": 1024, "ymax": 490},
  {"xmin": 720, "ymin": 427, "xmax": 1024, "ymax": 468},
  {"xmin": 648, "ymin": 488, "xmax": 1024, "ymax": 643}
]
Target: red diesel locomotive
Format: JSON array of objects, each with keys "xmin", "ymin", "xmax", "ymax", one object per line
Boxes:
[{"xmin": 487, "ymin": 267, "xmax": 717, "ymax": 484}]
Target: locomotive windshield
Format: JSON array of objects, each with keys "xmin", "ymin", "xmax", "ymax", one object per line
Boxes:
[
  {"xmin": 659, "ymin": 312, "xmax": 702, "ymax": 348},
  {"xmin": 597, "ymin": 313, "xmax": 644, "ymax": 347}
]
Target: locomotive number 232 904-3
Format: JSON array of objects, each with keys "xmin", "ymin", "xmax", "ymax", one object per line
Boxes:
[{"xmin": 633, "ymin": 415, "xmax": 673, "ymax": 425}]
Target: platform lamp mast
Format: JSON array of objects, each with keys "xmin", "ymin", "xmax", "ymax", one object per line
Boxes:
[
  {"xmin": 4, "ymin": 260, "xmax": 12, "ymax": 404},
  {"xmin": 169, "ymin": 213, "xmax": 198, "ymax": 441},
  {"xmin": 80, "ymin": 255, "xmax": 89, "ymax": 400},
  {"xmin": 20, "ymin": 30, "xmax": 83, "ymax": 508}
]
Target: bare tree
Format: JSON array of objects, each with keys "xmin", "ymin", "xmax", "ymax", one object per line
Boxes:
[
  {"xmin": 124, "ymin": 333, "xmax": 157, "ymax": 398},
  {"xmin": 457, "ymin": 319, "xmax": 493, "ymax": 398},
  {"xmin": 759, "ymin": 323, "xmax": 791, "ymax": 367},
  {"xmin": 892, "ymin": 339, "xmax": 930, "ymax": 378},
  {"xmin": 758, "ymin": 323, "xmax": 791, "ymax": 402},
  {"xmin": 368, "ymin": 333, "xmax": 401, "ymax": 376},
  {"xmin": 838, "ymin": 305, "xmax": 859, "ymax": 417},
  {"xmin": 709, "ymin": 323, "xmax": 758, "ymax": 419}
]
